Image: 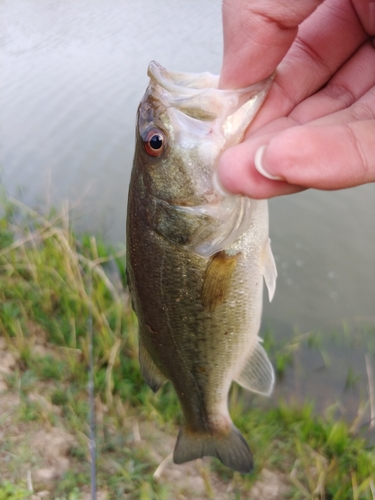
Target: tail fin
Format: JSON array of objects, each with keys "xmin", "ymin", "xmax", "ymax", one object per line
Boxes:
[{"xmin": 173, "ymin": 425, "xmax": 253, "ymax": 474}]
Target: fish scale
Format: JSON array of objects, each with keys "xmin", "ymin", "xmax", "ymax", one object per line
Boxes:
[{"xmin": 126, "ymin": 61, "xmax": 277, "ymax": 473}]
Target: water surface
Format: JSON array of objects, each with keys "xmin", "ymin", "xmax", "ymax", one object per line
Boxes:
[{"xmin": 1, "ymin": 0, "xmax": 374, "ymax": 419}]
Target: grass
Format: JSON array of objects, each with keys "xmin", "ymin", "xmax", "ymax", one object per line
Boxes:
[{"xmin": 0, "ymin": 194, "xmax": 374, "ymax": 499}]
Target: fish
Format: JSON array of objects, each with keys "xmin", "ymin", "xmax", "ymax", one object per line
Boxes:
[{"xmin": 126, "ymin": 61, "xmax": 277, "ymax": 474}]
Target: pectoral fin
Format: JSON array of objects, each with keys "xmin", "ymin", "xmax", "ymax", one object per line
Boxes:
[
  {"xmin": 262, "ymin": 238, "xmax": 277, "ymax": 302},
  {"xmin": 235, "ymin": 342, "xmax": 275, "ymax": 396},
  {"xmin": 139, "ymin": 339, "xmax": 167, "ymax": 393},
  {"xmin": 201, "ymin": 251, "xmax": 239, "ymax": 312}
]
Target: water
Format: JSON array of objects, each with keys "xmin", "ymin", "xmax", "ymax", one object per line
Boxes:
[
  {"xmin": 0, "ymin": 0, "xmax": 223, "ymax": 240},
  {"xmin": 1, "ymin": 0, "xmax": 374, "ymax": 421}
]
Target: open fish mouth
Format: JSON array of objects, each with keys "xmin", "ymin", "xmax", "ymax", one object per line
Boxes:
[{"xmin": 146, "ymin": 60, "xmax": 274, "ymax": 146}]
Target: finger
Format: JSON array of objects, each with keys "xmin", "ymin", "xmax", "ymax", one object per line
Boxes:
[
  {"xmin": 217, "ymin": 87, "xmax": 375, "ymax": 198},
  {"xmin": 298, "ymin": 86, "xmax": 375, "ymax": 126},
  {"xmin": 247, "ymin": 0, "xmax": 369, "ymax": 131},
  {"xmin": 252, "ymin": 120, "xmax": 375, "ymax": 191},
  {"xmin": 243, "ymin": 42, "xmax": 375, "ymax": 132},
  {"xmin": 289, "ymin": 40, "xmax": 375, "ymax": 123},
  {"xmin": 353, "ymin": 0, "xmax": 375, "ymax": 35},
  {"xmin": 217, "ymin": 122, "xmax": 302, "ymax": 199},
  {"xmin": 219, "ymin": 0, "xmax": 323, "ymax": 89}
]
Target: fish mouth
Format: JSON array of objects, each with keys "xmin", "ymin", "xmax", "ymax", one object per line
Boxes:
[
  {"xmin": 146, "ymin": 61, "xmax": 274, "ymax": 145},
  {"xmin": 148, "ymin": 60, "xmax": 220, "ymax": 95}
]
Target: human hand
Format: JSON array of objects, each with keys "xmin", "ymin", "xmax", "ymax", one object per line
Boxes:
[{"xmin": 217, "ymin": 0, "xmax": 375, "ymax": 199}]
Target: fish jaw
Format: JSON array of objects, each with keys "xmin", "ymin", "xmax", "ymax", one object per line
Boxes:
[{"xmin": 146, "ymin": 60, "xmax": 273, "ymax": 148}]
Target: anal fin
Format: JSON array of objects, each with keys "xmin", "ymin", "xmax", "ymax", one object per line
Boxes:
[
  {"xmin": 235, "ymin": 342, "xmax": 275, "ymax": 396},
  {"xmin": 139, "ymin": 339, "xmax": 167, "ymax": 393}
]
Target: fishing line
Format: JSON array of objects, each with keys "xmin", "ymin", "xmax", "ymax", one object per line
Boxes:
[{"xmin": 87, "ymin": 269, "xmax": 97, "ymax": 500}]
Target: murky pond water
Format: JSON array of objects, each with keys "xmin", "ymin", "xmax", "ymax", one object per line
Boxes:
[{"xmin": 1, "ymin": 0, "xmax": 374, "ymax": 422}]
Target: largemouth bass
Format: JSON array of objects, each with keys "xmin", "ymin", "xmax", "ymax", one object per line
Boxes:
[{"xmin": 126, "ymin": 61, "xmax": 277, "ymax": 474}]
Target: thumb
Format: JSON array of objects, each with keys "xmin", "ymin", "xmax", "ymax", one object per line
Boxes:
[{"xmin": 254, "ymin": 121, "xmax": 375, "ymax": 190}]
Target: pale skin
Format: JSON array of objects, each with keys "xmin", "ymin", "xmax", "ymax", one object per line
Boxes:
[{"xmin": 217, "ymin": 0, "xmax": 375, "ymax": 199}]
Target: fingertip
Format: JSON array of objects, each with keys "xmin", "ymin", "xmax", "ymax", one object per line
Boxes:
[
  {"xmin": 212, "ymin": 169, "xmax": 232, "ymax": 197},
  {"xmin": 217, "ymin": 143, "xmax": 278, "ymax": 199},
  {"xmin": 216, "ymin": 149, "xmax": 235, "ymax": 193},
  {"xmin": 260, "ymin": 130, "xmax": 303, "ymax": 182},
  {"xmin": 216, "ymin": 146, "xmax": 247, "ymax": 195},
  {"xmin": 254, "ymin": 145, "xmax": 283, "ymax": 180},
  {"xmin": 217, "ymin": 139, "xmax": 304, "ymax": 199}
]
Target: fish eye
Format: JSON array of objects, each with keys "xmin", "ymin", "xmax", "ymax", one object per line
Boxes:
[{"xmin": 143, "ymin": 128, "xmax": 166, "ymax": 157}]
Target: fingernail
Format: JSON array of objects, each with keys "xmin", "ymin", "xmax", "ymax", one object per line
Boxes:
[
  {"xmin": 254, "ymin": 145, "xmax": 282, "ymax": 180},
  {"xmin": 212, "ymin": 170, "xmax": 232, "ymax": 197}
]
